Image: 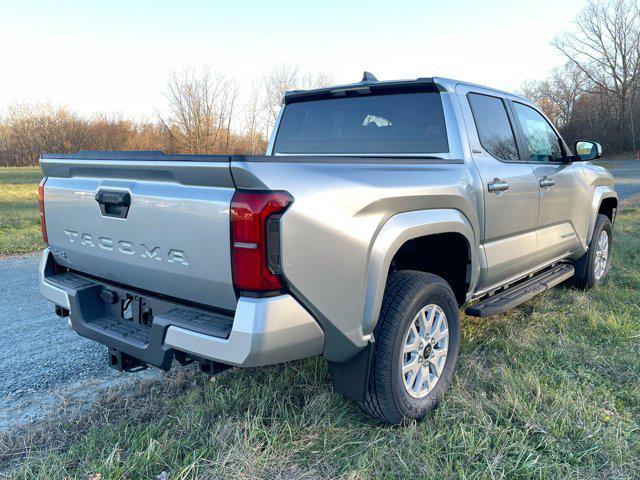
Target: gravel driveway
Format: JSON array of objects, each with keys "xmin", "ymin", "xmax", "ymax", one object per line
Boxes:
[
  {"xmin": 0, "ymin": 159, "xmax": 638, "ymax": 431},
  {"xmin": 0, "ymin": 254, "xmax": 157, "ymax": 430}
]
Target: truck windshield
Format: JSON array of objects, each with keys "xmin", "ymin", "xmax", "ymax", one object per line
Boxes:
[{"xmin": 273, "ymin": 92, "xmax": 449, "ymax": 155}]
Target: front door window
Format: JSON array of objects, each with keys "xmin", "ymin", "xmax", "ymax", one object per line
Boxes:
[{"xmin": 513, "ymin": 103, "xmax": 563, "ymax": 163}]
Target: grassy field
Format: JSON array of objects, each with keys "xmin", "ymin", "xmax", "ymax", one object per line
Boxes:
[
  {"xmin": 0, "ymin": 213, "xmax": 637, "ymax": 478},
  {"xmin": 0, "ymin": 167, "xmax": 44, "ymax": 255}
]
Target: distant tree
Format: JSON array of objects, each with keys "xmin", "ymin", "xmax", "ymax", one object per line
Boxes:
[
  {"xmin": 553, "ymin": 0, "xmax": 640, "ymax": 151},
  {"xmin": 161, "ymin": 68, "xmax": 238, "ymax": 154},
  {"xmin": 520, "ymin": 79, "xmax": 561, "ymax": 124},
  {"xmin": 0, "ymin": 66, "xmax": 335, "ymax": 166},
  {"xmin": 548, "ymin": 64, "xmax": 586, "ymax": 129},
  {"xmin": 263, "ymin": 64, "xmax": 300, "ymax": 129},
  {"xmin": 521, "ymin": 63, "xmax": 585, "ymax": 130},
  {"xmin": 243, "ymin": 85, "xmax": 267, "ymax": 154},
  {"xmin": 262, "ymin": 63, "xmax": 333, "ymax": 129}
]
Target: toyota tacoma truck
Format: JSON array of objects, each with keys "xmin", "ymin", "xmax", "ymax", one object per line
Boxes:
[{"xmin": 38, "ymin": 73, "xmax": 617, "ymax": 424}]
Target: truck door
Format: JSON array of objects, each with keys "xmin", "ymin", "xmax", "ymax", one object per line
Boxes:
[
  {"xmin": 510, "ymin": 101, "xmax": 590, "ymax": 261},
  {"xmin": 459, "ymin": 90, "xmax": 541, "ymax": 289}
]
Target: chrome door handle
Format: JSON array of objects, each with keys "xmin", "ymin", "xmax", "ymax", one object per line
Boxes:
[
  {"xmin": 487, "ymin": 180, "xmax": 510, "ymax": 193},
  {"xmin": 539, "ymin": 177, "xmax": 556, "ymax": 188}
]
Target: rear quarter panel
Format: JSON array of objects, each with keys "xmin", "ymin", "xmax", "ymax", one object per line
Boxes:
[{"xmin": 231, "ymin": 158, "xmax": 481, "ymax": 361}]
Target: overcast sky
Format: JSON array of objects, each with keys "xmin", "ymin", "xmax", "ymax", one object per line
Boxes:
[{"xmin": 0, "ymin": 0, "xmax": 588, "ymax": 119}]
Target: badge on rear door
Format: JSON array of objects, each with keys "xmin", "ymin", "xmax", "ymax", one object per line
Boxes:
[{"xmin": 63, "ymin": 229, "xmax": 189, "ymax": 265}]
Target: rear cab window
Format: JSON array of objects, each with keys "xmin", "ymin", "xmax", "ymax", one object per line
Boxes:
[
  {"xmin": 467, "ymin": 93, "xmax": 519, "ymax": 162},
  {"xmin": 273, "ymin": 92, "xmax": 449, "ymax": 155}
]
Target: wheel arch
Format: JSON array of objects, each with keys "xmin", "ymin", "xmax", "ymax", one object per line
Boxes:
[
  {"xmin": 598, "ymin": 196, "xmax": 618, "ymax": 222},
  {"xmin": 362, "ymin": 209, "xmax": 478, "ymax": 338},
  {"xmin": 586, "ymin": 187, "xmax": 618, "ymax": 244}
]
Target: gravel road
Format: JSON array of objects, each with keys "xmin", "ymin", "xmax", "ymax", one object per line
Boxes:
[
  {"xmin": 0, "ymin": 254, "xmax": 157, "ymax": 430},
  {"xmin": 0, "ymin": 159, "xmax": 638, "ymax": 431},
  {"xmin": 600, "ymin": 159, "xmax": 640, "ymax": 204}
]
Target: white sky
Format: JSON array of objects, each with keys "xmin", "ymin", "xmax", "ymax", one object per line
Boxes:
[{"xmin": 0, "ymin": 0, "xmax": 588, "ymax": 120}]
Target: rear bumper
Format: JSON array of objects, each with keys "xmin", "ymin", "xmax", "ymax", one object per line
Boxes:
[
  {"xmin": 39, "ymin": 250, "xmax": 71, "ymax": 310},
  {"xmin": 39, "ymin": 249, "xmax": 324, "ymax": 368}
]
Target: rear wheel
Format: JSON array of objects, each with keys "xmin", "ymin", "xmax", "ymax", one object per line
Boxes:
[
  {"xmin": 360, "ymin": 271, "xmax": 460, "ymax": 424},
  {"xmin": 573, "ymin": 214, "xmax": 613, "ymax": 289}
]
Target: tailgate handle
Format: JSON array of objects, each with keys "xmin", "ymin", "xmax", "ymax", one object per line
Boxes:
[{"xmin": 95, "ymin": 190, "xmax": 131, "ymax": 218}]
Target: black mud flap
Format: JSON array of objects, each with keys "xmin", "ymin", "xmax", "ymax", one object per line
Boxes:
[{"xmin": 328, "ymin": 341, "xmax": 374, "ymax": 403}]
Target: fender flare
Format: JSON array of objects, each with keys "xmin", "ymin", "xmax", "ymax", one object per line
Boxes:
[
  {"xmin": 362, "ymin": 209, "xmax": 478, "ymax": 338},
  {"xmin": 586, "ymin": 186, "xmax": 618, "ymax": 244}
]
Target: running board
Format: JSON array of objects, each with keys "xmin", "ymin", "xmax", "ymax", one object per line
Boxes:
[{"xmin": 465, "ymin": 264, "xmax": 574, "ymax": 318}]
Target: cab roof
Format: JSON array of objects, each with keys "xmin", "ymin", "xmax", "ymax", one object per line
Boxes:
[{"xmin": 283, "ymin": 72, "xmax": 529, "ymax": 104}]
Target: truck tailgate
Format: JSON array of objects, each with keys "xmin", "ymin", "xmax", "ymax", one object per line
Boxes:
[{"xmin": 40, "ymin": 152, "xmax": 237, "ymax": 311}]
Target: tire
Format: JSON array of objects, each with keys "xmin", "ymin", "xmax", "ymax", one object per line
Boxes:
[
  {"xmin": 572, "ymin": 214, "xmax": 613, "ymax": 289},
  {"xmin": 360, "ymin": 270, "xmax": 460, "ymax": 424}
]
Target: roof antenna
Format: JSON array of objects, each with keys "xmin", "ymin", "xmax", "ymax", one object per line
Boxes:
[{"xmin": 361, "ymin": 71, "xmax": 378, "ymax": 83}]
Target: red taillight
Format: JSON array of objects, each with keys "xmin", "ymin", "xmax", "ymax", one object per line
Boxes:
[
  {"xmin": 39, "ymin": 177, "xmax": 48, "ymax": 245},
  {"xmin": 230, "ymin": 190, "xmax": 292, "ymax": 292}
]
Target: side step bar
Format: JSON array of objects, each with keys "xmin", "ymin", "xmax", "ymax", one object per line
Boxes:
[{"xmin": 465, "ymin": 264, "xmax": 575, "ymax": 318}]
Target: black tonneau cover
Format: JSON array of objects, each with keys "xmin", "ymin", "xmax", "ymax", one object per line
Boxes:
[{"xmin": 41, "ymin": 151, "xmax": 230, "ymax": 162}]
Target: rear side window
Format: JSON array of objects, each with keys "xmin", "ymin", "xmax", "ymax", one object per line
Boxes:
[
  {"xmin": 273, "ymin": 92, "xmax": 449, "ymax": 155},
  {"xmin": 468, "ymin": 93, "xmax": 519, "ymax": 161}
]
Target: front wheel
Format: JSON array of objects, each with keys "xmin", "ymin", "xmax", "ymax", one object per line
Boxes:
[
  {"xmin": 573, "ymin": 214, "xmax": 613, "ymax": 289},
  {"xmin": 360, "ymin": 271, "xmax": 460, "ymax": 424}
]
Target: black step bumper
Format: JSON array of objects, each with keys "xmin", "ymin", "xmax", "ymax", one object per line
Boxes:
[{"xmin": 38, "ymin": 249, "xmax": 325, "ymax": 369}]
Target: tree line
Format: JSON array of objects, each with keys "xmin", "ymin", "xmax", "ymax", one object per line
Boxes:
[
  {"xmin": 1, "ymin": 0, "xmax": 638, "ymax": 167},
  {"xmin": 522, "ymin": 0, "xmax": 640, "ymax": 157},
  {"xmin": 0, "ymin": 65, "xmax": 332, "ymax": 167}
]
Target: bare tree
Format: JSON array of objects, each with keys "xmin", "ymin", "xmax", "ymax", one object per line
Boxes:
[
  {"xmin": 300, "ymin": 71, "xmax": 334, "ymax": 90},
  {"xmin": 221, "ymin": 81, "xmax": 240, "ymax": 151},
  {"xmin": 263, "ymin": 64, "xmax": 299, "ymax": 128},
  {"xmin": 520, "ymin": 79, "xmax": 561, "ymax": 124},
  {"xmin": 262, "ymin": 63, "xmax": 334, "ymax": 128},
  {"xmin": 0, "ymin": 65, "xmax": 339, "ymax": 166},
  {"xmin": 553, "ymin": 0, "xmax": 640, "ymax": 149},
  {"xmin": 522, "ymin": 63, "xmax": 585, "ymax": 128},
  {"xmin": 0, "ymin": 103, "xmax": 143, "ymax": 166},
  {"xmin": 161, "ymin": 68, "xmax": 238, "ymax": 154},
  {"xmin": 243, "ymin": 85, "xmax": 267, "ymax": 154},
  {"xmin": 547, "ymin": 64, "xmax": 586, "ymax": 128}
]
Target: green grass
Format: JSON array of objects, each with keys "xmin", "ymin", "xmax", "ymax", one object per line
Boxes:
[
  {"xmin": 1, "ymin": 209, "xmax": 639, "ymax": 479},
  {"xmin": 0, "ymin": 165, "xmax": 638, "ymax": 478},
  {"xmin": 0, "ymin": 166, "xmax": 44, "ymax": 255}
]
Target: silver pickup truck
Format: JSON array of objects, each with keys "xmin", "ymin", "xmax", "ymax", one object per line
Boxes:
[{"xmin": 39, "ymin": 73, "xmax": 617, "ymax": 424}]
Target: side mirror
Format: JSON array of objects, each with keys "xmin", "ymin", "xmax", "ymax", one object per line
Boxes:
[{"xmin": 574, "ymin": 140, "xmax": 602, "ymax": 161}]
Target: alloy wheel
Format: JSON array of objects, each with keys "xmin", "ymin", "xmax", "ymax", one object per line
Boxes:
[{"xmin": 400, "ymin": 304, "xmax": 449, "ymax": 398}]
